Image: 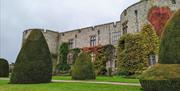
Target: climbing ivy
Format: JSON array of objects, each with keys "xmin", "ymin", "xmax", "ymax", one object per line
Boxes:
[
  {"xmin": 94, "ymin": 44, "xmax": 115, "ymax": 76},
  {"xmin": 69, "ymin": 48, "xmax": 81, "ymax": 64},
  {"xmin": 57, "ymin": 42, "xmax": 70, "ymax": 72},
  {"xmin": 117, "ymin": 24, "xmax": 159, "ymax": 76}
]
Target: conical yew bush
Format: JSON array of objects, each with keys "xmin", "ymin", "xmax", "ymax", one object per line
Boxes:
[{"xmin": 10, "ymin": 29, "xmax": 52, "ymax": 84}]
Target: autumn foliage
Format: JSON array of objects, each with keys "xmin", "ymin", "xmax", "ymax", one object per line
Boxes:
[{"xmin": 148, "ymin": 7, "xmax": 172, "ymax": 36}]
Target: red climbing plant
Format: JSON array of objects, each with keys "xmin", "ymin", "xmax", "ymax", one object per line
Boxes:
[
  {"xmin": 81, "ymin": 45, "xmax": 102, "ymax": 54},
  {"xmin": 148, "ymin": 6, "xmax": 172, "ymax": 36}
]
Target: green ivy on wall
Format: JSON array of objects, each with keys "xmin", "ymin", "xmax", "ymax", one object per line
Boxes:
[
  {"xmin": 94, "ymin": 44, "xmax": 115, "ymax": 76},
  {"xmin": 69, "ymin": 48, "xmax": 81, "ymax": 64},
  {"xmin": 57, "ymin": 42, "xmax": 70, "ymax": 72},
  {"xmin": 117, "ymin": 24, "xmax": 159, "ymax": 76}
]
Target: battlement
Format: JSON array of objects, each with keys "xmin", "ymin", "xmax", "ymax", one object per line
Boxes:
[
  {"xmin": 60, "ymin": 21, "xmax": 121, "ymax": 35},
  {"xmin": 21, "ymin": 0, "xmax": 180, "ymax": 74},
  {"xmin": 23, "ymin": 28, "xmax": 59, "ymax": 34}
]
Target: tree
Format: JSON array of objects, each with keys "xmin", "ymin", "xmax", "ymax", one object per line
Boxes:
[
  {"xmin": 10, "ymin": 29, "xmax": 52, "ymax": 84},
  {"xmin": 0, "ymin": 58, "xmax": 9, "ymax": 77},
  {"xmin": 71, "ymin": 52, "xmax": 95, "ymax": 80}
]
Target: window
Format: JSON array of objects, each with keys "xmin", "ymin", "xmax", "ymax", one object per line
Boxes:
[
  {"xmin": 67, "ymin": 53, "xmax": 73, "ymax": 65},
  {"xmin": 98, "ymin": 30, "xmax": 100, "ymax": 35},
  {"xmin": 75, "ymin": 34, "xmax": 77, "ymax": 38},
  {"xmin": 124, "ymin": 10, "xmax": 127, "ymax": 16},
  {"xmin": 90, "ymin": 35, "xmax": 96, "ymax": 47},
  {"xmin": 112, "ymin": 31, "xmax": 121, "ymax": 45},
  {"xmin": 78, "ymin": 30, "xmax": 81, "ymax": 33},
  {"xmin": 148, "ymin": 54, "xmax": 156, "ymax": 66},
  {"xmin": 135, "ymin": 10, "xmax": 139, "ymax": 32},
  {"xmin": 122, "ymin": 21, "xmax": 128, "ymax": 34},
  {"xmin": 135, "ymin": 10, "xmax": 138, "ymax": 16},
  {"xmin": 171, "ymin": 0, "xmax": 176, "ymax": 4},
  {"xmin": 97, "ymin": 30, "xmax": 100, "ymax": 44},
  {"xmin": 69, "ymin": 39, "xmax": 74, "ymax": 49},
  {"xmin": 62, "ymin": 33, "xmax": 64, "ymax": 36}
]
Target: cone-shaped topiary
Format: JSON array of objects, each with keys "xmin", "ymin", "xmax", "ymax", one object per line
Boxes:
[
  {"xmin": 140, "ymin": 10, "xmax": 180, "ymax": 91},
  {"xmin": 0, "ymin": 58, "xmax": 9, "ymax": 77},
  {"xmin": 159, "ymin": 10, "xmax": 180, "ymax": 64},
  {"xmin": 10, "ymin": 29, "xmax": 52, "ymax": 84},
  {"xmin": 71, "ymin": 52, "xmax": 96, "ymax": 80}
]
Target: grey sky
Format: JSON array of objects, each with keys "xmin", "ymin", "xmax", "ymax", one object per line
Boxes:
[{"xmin": 0, "ymin": 0, "xmax": 140, "ymax": 63}]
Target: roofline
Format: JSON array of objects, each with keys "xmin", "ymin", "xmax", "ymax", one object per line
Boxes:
[{"xmin": 120, "ymin": 0, "xmax": 144, "ymax": 18}]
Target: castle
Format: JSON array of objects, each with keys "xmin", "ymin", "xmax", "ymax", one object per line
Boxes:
[{"xmin": 22, "ymin": 0, "xmax": 180, "ymax": 72}]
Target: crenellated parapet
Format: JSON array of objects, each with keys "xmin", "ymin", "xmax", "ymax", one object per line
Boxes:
[{"xmin": 22, "ymin": 0, "xmax": 180, "ymax": 73}]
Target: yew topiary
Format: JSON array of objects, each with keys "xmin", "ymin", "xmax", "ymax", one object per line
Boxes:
[
  {"xmin": 71, "ymin": 52, "xmax": 95, "ymax": 80},
  {"xmin": 159, "ymin": 10, "xmax": 180, "ymax": 64},
  {"xmin": 0, "ymin": 58, "xmax": 9, "ymax": 77},
  {"xmin": 10, "ymin": 29, "xmax": 52, "ymax": 84},
  {"xmin": 140, "ymin": 10, "xmax": 180, "ymax": 91}
]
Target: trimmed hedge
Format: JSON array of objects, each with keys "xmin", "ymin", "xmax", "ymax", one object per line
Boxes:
[
  {"xmin": 139, "ymin": 64, "xmax": 180, "ymax": 80},
  {"xmin": 71, "ymin": 52, "xmax": 95, "ymax": 80},
  {"xmin": 159, "ymin": 10, "xmax": 180, "ymax": 64},
  {"xmin": 139, "ymin": 64, "xmax": 180, "ymax": 91},
  {"xmin": 140, "ymin": 10, "xmax": 180, "ymax": 91},
  {"xmin": 140, "ymin": 79, "xmax": 180, "ymax": 91},
  {"xmin": 0, "ymin": 58, "xmax": 9, "ymax": 77},
  {"xmin": 10, "ymin": 29, "xmax": 52, "ymax": 84}
]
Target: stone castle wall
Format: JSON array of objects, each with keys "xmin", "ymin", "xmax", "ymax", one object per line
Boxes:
[
  {"xmin": 59, "ymin": 21, "xmax": 121, "ymax": 48},
  {"xmin": 22, "ymin": 0, "xmax": 180, "ymax": 72},
  {"xmin": 120, "ymin": 0, "xmax": 180, "ymax": 34}
]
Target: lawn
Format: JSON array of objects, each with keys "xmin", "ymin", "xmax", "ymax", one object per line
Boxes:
[
  {"xmin": 53, "ymin": 76, "xmax": 140, "ymax": 83},
  {"xmin": 0, "ymin": 80, "xmax": 141, "ymax": 91}
]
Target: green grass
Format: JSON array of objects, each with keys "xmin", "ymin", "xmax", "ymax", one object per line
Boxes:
[
  {"xmin": 0, "ymin": 80, "xmax": 141, "ymax": 91},
  {"xmin": 53, "ymin": 76, "xmax": 140, "ymax": 83}
]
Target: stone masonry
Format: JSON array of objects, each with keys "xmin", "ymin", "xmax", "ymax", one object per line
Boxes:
[{"xmin": 22, "ymin": 0, "xmax": 180, "ymax": 73}]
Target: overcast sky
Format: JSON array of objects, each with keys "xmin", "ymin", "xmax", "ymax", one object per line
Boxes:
[{"xmin": 0, "ymin": 0, "xmax": 140, "ymax": 63}]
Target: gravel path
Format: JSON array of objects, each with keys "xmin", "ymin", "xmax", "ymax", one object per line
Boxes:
[
  {"xmin": 52, "ymin": 80, "xmax": 141, "ymax": 86},
  {"xmin": 0, "ymin": 78, "xmax": 141, "ymax": 86}
]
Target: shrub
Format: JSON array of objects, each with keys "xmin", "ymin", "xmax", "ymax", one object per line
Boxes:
[
  {"xmin": 71, "ymin": 52, "xmax": 95, "ymax": 80},
  {"xmin": 139, "ymin": 64, "xmax": 180, "ymax": 91},
  {"xmin": 10, "ymin": 29, "xmax": 52, "ymax": 84},
  {"xmin": 57, "ymin": 42, "xmax": 70, "ymax": 72},
  {"xmin": 140, "ymin": 10, "xmax": 180, "ymax": 91},
  {"xmin": 0, "ymin": 58, "xmax": 9, "ymax": 77},
  {"xmin": 159, "ymin": 10, "xmax": 180, "ymax": 64}
]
